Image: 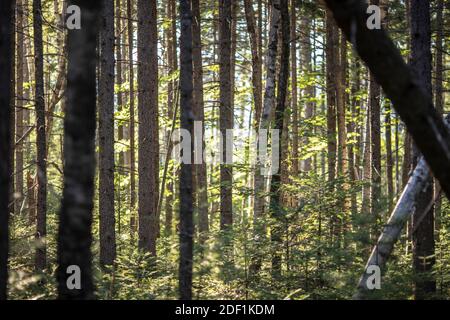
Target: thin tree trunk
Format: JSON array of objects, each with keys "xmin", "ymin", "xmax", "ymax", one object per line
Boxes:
[
  {"xmin": 301, "ymin": 15, "xmax": 314, "ymax": 173},
  {"xmin": 9, "ymin": 0, "xmax": 16, "ymax": 218},
  {"xmin": 15, "ymin": 0, "xmax": 25, "ymax": 217},
  {"xmin": 326, "ymin": 9, "xmax": 337, "ymax": 184},
  {"xmin": 27, "ymin": 172, "xmax": 36, "ymax": 225},
  {"xmin": 116, "ymin": 0, "xmax": 124, "ymax": 168},
  {"xmin": 219, "ymin": 0, "xmax": 233, "ymax": 230},
  {"xmin": 361, "ymin": 101, "xmax": 371, "ymax": 219},
  {"xmin": 249, "ymin": 0, "xmax": 280, "ymax": 275},
  {"xmin": 137, "ymin": 0, "xmax": 159, "ymax": 254},
  {"xmin": 434, "ymin": 0, "xmax": 443, "ymax": 228},
  {"xmin": 270, "ymin": 0, "xmax": 290, "ymax": 278},
  {"xmin": 290, "ymin": 0, "xmax": 298, "ymax": 176},
  {"xmin": 410, "ymin": 0, "xmax": 435, "ymax": 299},
  {"xmin": 57, "ymin": 0, "xmax": 101, "ymax": 299},
  {"xmin": 369, "ymin": 0, "xmax": 382, "ymax": 237},
  {"xmin": 337, "ymin": 31, "xmax": 349, "ymax": 226},
  {"xmin": 164, "ymin": 0, "xmax": 177, "ymax": 237},
  {"xmin": 243, "ymin": 0, "xmax": 262, "ymax": 131},
  {"xmin": 33, "ymin": 0, "xmax": 47, "ymax": 272},
  {"xmin": 99, "ymin": 0, "xmax": 117, "ymax": 267},
  {"xmin": 192, "ymin": 0, "xmax": 209, "ymax": 241},
  {"xmin": 0, "ymin": 0, "xmax": 13, "ymax": 300},
  {"xmin": 127, "ymin": 0, "xmax": 136, "ymax": 234},
  {"xmin": 386, "ymin": 102, "xmax": 394, "ymax": 211},
  {"xmin": 179, "ymin": 0, "xmax": 194, "ymax": 300}
]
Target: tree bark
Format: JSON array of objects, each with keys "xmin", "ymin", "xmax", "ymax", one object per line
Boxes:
[
  {"xmin": 15, "ymin": 0, "xmax": 25, "ymax": 217},
  {"xmin": 219, "ymin": 0, "xmax": 233, "ymax": 230},
  {"xmin": 410, "ymin": 0, "xmax": 435, "ymax": 299},
  {"xmin": 270, "ymin": 0, "xmax": 290, "ymax": 279},
  {"xmin": 99, "ymin": 0, "xmax": 117, "ymax": 267},
  {"xmin": 137, "ymin": 0, "xmax": 159, "ymax": 254},
  {"xmin": 243, "ymin": 0, "xmax": 262, "ymax": 132},
  {"xmin": 433, "ymin": 0, "xmax": 443, "ymax": 229},
  {"xmin": 0, "ymin": 0, "xmax": 13, "ymax": 300},
  {"xmin": 57, "ymin": 0, "xmax": 101, "ymax": 299},
  {"xmin": 249, "ymin": 0, "xmax": 280, "ymax": 275},
  {"xmin": 33, "ymin": 0, "xmax": 47, "ymax": 272},
  {"xmin": 290, "ymin": 0, "xmax": 298, "ymax": 176},
  {"xmin": 179, "ymin": 0, "xmax": 194, "ymax": 300},
  {"xmin": 301, "ymin": 14, "xmax": 314, "ymax": 173},
  {"xmin": 192, "ymin": 0, "xmax": 209, "ymax": 241},
  {"xmin": 326, "ymin": 9, "xmax": 337, "ymax": 184},
  {"xmin": 127, "ymin": 0, "xmax": 136, "ymax": 234}
]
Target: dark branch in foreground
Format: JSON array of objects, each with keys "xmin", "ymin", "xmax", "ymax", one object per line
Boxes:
[{"xmin": 324, "ymin": 0, "xmax": 450, "ymax": 200}]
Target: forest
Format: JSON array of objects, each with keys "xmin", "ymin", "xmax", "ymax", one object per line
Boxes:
[{"xmin": 1, "ymin": 0, "xmax": 450, "ymax": 301}]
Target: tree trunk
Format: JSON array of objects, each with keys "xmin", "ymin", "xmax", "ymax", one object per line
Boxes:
[
  {"xmin": 179, "ymin": 0, "xmax": 194, "ymax": 300},
  {"xmin": 386, "ymin": 102, "xmax": 394, "ymax": 211},
  {"xmin": 127, "ymin": 0, "xmax": 137, "ymax": 234},
  {"xmin": 33, "ymin": 0, "xmax": 47, "ymax": 272},
  {"xmin": 250, "ymin": 0, "xmax": 280, "ymax": 274},
  {"xmin": 369, "ymin": 0, "xmax": 382, "ymax": 237},
  {"xmin": 0, "ymin": 0, "xmax": 13, "ymax": 300},
  {"xmin": 354, "ymin": 156, "xmax": 432, "ymax": 299},
  {"xmin": 243, "ymin": 0, "xmax": 262, "ymax": 132},
  {"xmin": 410, "ymin": 0, "xmax": 435, "ymax": 299},
  {"xmin": 325, "ymin": 9, "xmax": 337, "ymax": 184},
  {"xmin": 270, "ymin": 0, "xmax": 290, "ymax": 279},
  {"xmin": 99, "ymin": 0, "xmax": 116, "ymax": 267},
  {"xmin": 137, "ymin": 0, "xmax": 159, "ymax": 254},
  {"xmin": 301, "ymin": 15, "xmax": 314, "ymax": 173},
  {"xmin": 116, "ymin": 0, "xmax": 124, "ymax": 168},
  {"xmin": 57, "ymin": 0, "xmax": 101, "ymax": 299},
  {"xmin": 337, "ymin": 31, "xmax": 349, "ymax": 226},
  {"xmin": 219, "ymin": 0, "xmax": 233, "ymax": 230},
  {"xmin": 433, "ymin": 0, "xmax": 443, "ymax": 229},
  {"xmin": 15, "ymin": 0, "xmax": 25, "ymax": 217},
  {"xmin": 290, "ymin": 0, "xmax": 298, "ymax": 176},
  {"xmin": 192, "ymin": 0, "xmax": 209, "ymax": 242}
]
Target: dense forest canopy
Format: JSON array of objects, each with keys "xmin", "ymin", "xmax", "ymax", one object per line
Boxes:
[{"xmin": 1, "ymin": 0, "xmax": 450, "ymax": 300}]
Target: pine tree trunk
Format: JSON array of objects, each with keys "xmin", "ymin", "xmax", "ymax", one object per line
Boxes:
[
  {"xmin": 325, "ymin": 9, "xmax": 337, "ymax": 184},
  {"xmin": 0, "ymin": 0, "xmax": 13, "ymax": 300},
  {"xmin": 301, "ymin": 15, "xmax": 314, "ymax": 172},
  {"xmin": 250, "ymin": 0, "xmax": 280, "ymax": 275},
  {"xmin": 192, "ymin": 0, "xmax": 209, "ymax": 242},
  {"xmin": 99, "ymin": 0, "xmax": 117, "ymax": 267},
  {"xmin": 33, "ymin": 0, "xmax": 47, "ymax": 271},
  {"xmin": 270, "ymin": 0, "xmax": 289, "ymax": 279},
  {"xmin": 57, "ymin": 0, "xmax": 101, "ymax": 299},
  {"xmin": 368, "ymin": 2, "xmax": 382, "ymax": 239},
  {"xmin": 137, "ymin": 0, "xmax": 159, "ymax": 254},
  {"xmin": 179, "ymin": 0, "xmax": 194, "ymax": 300},
  {"xmin": 337, "ymin": 31, "xmax": 349, "ymax": 225},
  {"xmin": 127, "ymin": 0, "xmax": 137, "ymax": 234},
  {"xmin": 243, "ymin": 0, "xmax": 262, "ymax": 131},
  {"xmin": 116, "ymin": 0, "xmax": 124, "ymax": 168},
  {"xmin": 219, "ymin": 0, "xmax": 233, "ymax": 230},
  {"xmin": 290, "ymin": 0, "xmax": 298, "ymax": 177},
  {"xmin": 410, "ymin": 0, "xmax": 435, "ymax": 299},
  {"xmin": 434, "ymin": 0, "xmax": 443, "ymax": 228},
  {"xmin": 386, "ymin": 102, "xmax": 394, "ymax": 211},
  {"xmin": 15, "ymin": 0, "xmax": 25, "ymax": 217}
]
